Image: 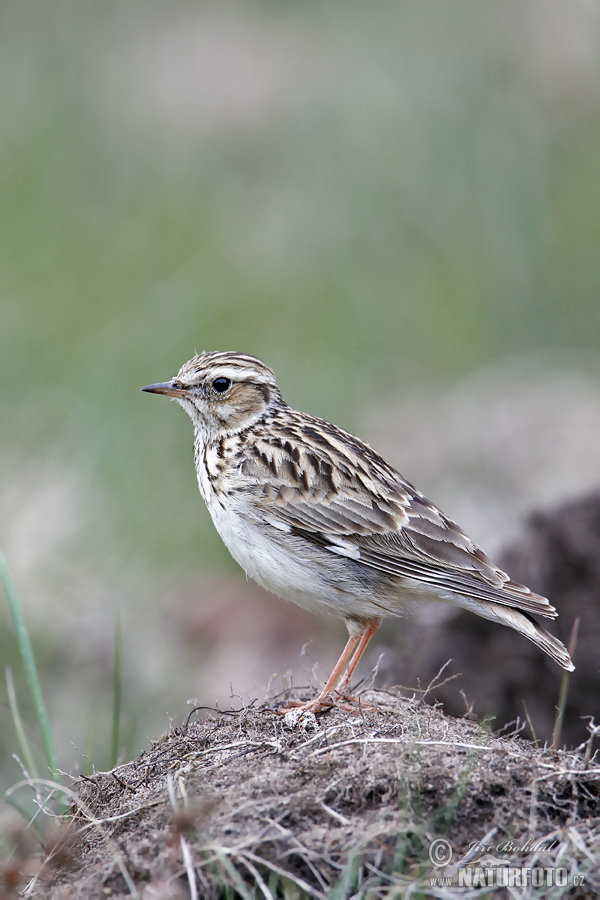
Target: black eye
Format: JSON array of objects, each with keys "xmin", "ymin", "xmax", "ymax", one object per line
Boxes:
[{"xmin": 212, "ymin": 377, "xmax": 231, "ymax": 393}]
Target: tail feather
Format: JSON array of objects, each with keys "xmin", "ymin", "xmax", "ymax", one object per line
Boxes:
[
  {"xmin": 500, "ymin": 579, "xmax": 558, "ymax": 619},
  {"xmin": 478, "ymin": 602, "xmax": 575, "ymax": 672},
  {"xmin": 449, "ymin": 597, "xmax": 574, "ymax": 671}
]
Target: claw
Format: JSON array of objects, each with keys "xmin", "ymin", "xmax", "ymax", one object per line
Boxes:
[{"xmin": 275, "ymin": 690, "xmax": 377, "ymax": 717}]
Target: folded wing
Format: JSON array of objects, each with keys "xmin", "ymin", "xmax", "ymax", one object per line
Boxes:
[{"xmin": 234, "ymin": 421, "xmax": 557, "ymax": 620}]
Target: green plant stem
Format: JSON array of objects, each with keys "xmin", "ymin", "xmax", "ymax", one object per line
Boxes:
[
  {"xmin": 110, "ymin": 613, "xmax": 122, "ymax": 769},
  {"xmin": 0, "ymin": 790, "xmax": 46, "ymax": 843},
  {"xmin": 551, "ymin": 616, "xmax": 580, "ymax": 751},
  {"xmin": 0, "ymin": 554, "xmax": 59, "ymax": 779},
  {"xmin": 5, "ymin": 666, "xmax": 39, "ymax": 780}
]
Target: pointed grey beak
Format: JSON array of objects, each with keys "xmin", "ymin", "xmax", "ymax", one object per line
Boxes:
[{"xmin": 141, "ymin": 381, "xmax": 188, "ymax": 398}]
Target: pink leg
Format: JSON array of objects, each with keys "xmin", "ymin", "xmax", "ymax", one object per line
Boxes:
[
  {"xmin": 336, "ymin": 620, "xmax": 380, "ymax": 697},
  {"xmin": 276, "ymin": 633, "xmax": 360, "ymax": 714},
  {"xmin": 276, "ymin": 620, "xmax": 381, "ymax": 716}
]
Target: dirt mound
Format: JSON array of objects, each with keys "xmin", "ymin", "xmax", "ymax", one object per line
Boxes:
[{"xmin": 32, "ymin": 692, "xmax": 600, "ymax": 898}]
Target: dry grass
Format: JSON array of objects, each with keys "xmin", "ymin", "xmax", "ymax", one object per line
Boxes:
[{"xmin": 19, "ymin": 689, "xmax": 600, "ymax": 899}]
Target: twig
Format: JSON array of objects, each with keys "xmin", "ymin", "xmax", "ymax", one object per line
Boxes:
[
  {"xmin": 302, "ymin": 736, "xmax": 493, "ymax": 759},
  {"xmin": 422, "ymin": 659, "xmax": 456, "ymax": 700},
  {"xmin": 166, "ymin": 774, "xmax": 197, "ymax": 900},
  {"xmin": 319, "ymin": 801, "xmax": 351, "ymax": 826}
]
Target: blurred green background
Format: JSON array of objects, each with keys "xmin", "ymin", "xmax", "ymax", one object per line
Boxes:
[{"xmin": 1, "ymin": 1, "xmax": 600, "ymax": 777}]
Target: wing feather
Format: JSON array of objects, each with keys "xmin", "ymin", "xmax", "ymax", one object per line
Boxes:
[{"xmin": 232, "ymin": 419, "xmax": 556, "ymax": 619}]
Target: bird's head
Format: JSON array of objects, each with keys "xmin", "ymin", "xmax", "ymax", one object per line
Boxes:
[{"xmin": 142, "ymin": 351, "xmax": 281, "ymax": 437}]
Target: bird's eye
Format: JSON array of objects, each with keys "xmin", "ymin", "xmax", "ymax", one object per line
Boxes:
[{"xmin": 212, "ymin": 377, "xmax": 231, "ymax": 393}]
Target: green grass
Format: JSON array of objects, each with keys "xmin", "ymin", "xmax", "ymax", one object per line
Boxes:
[
  {"xmin": 1, "ymin": 1, "xmax": 600, "ymax": 572},
  {"xmin": 110, "ymin": 614, "xmax": 123, "ymax": 769},
  {"xmin": 0, "ymin": 556, "xmax": 127, "ymax": 877},
  {"xmin": 1, "ymin": 556, "xmax": 64, "ymax": 873},
  {"xmin": 0, "ymin": 557, "xmax": 58, "ymax": 780}
]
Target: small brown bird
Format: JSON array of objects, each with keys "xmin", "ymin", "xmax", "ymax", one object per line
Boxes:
[{"xmin": 142, "ymin": 352, "xmax": 573, "ymax": 715}]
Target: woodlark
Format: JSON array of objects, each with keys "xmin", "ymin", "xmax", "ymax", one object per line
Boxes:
[{"xmin": 142, "ymin": 352, "xmax": 574, "ymax": 715}]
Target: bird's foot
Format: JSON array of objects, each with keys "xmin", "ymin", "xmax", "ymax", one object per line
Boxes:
[
  {"xmin": 275, "ymin": 689, "xmax": 377, "ymax": 717},
  {"xmin": 275, "ymin": 693, "xmax": 335, "ymax": 716},
  {"xmin": 333, "ymin": 689, "xmax": 378, "ymax": 714}
]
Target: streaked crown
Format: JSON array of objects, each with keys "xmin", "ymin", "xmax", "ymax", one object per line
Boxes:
[{"xmin": 176, "ymin": 351, "xmax": 277, "ymax": 388}]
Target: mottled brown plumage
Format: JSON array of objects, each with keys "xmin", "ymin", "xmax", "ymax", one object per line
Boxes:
[{"xmin": 142, "ymin": 352, "xmax": 574, "ymax": 715}]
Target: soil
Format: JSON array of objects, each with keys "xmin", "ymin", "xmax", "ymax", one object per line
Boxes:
[{"xmin": 30, "ymin": 689, "xmax": 600, "ymax": 899}]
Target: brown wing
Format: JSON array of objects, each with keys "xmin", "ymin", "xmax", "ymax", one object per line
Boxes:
[{"xmin": 233, "ymin": 417, "xmax": 557, "ymax": 619}]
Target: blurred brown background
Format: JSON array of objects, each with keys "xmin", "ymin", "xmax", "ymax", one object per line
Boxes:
[{"xmin": 1, "ymin": 1, "xmax": 599, "ymax": 780}]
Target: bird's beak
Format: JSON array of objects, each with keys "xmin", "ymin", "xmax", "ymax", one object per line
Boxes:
[{"xmin": 141, "ymin": 381, "xmax": 188, "ymax": 398}]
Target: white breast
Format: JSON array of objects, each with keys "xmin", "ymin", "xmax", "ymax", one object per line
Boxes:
[
  {"xmin": 194, "ymin": 439, "xmax": 408, "ymax": 622},
  {"xmin": 201, "ymin": 483, "xmax": 379, "ymax": 620}
]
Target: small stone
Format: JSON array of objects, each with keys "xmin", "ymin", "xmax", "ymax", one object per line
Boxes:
[{"xmin": 284, "ymin": 709, "xmax": 320, "ymax": 731}]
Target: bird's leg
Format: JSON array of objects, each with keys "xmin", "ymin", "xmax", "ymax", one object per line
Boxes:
[
  {"xmin": 276, "ymin": 620, "xmax": 382, "ymax": 716},
  {"xmin": 335, "ymin": 620, "xmax": 380, "ymax": 700},
  {"xmin": 276, "ymin": 633, "xmax": 360, "ymax": 714}
]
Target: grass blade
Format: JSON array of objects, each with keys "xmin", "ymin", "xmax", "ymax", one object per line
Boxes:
[
  {"xmin": 0, "ymin": 790, "xmax": 46, "ymax": 843},
  {"xmin": 551, "ymin": 616, "xmax": 580, "ymax": 751},
  {"xmin": 5, "ymin": 666, "xmax": 39, "ymax": 781},
  {"xmin": 110, "ymin": 613, "xmax": 122, "ymax": 769},
  {"xmin": 0, "ymin": 554, "xmax": 59, "ymax": 779}
]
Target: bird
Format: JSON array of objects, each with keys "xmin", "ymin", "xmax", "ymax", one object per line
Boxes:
[{"xmin": 142, "ymin": 351, "xmax": 574, "ymax": 715}]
